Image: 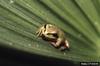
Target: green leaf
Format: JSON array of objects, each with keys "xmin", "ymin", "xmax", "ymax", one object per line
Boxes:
[{"xmin": 0, "ymin": 0, "xmax": 100, "ymax": 62}]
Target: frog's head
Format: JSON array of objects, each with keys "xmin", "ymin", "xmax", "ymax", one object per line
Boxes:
[
  {"xmin": 44, "ymin": 24, "xmax": 58, "ymax": 34},
  {"xmin": 36, "ymin": 24, "xmax": 58, "ymax": 39}
]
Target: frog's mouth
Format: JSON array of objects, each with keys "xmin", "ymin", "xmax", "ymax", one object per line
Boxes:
[
  {"xmin": 41, "ymin": 35, "xmax": 57, "ymax": 41},
  {"xmin": 46, "ymin": 33, "xmax": 58, "ymax": 38}
]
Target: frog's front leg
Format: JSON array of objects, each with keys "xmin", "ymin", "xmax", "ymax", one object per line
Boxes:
[
  {"xmin": 54, "ymin": 38, "xmax": 63, "ymax": 47},
  {"xmin": 44, "ymin": 34, "xmax": 55, "ymax": 39},
  {"xmin": 48, "ymin": 38, "xmax": 62, "ymax": 48},
  {"xmin": 50, "ymin": 42, "xmax": 56, "ymax": 46}
]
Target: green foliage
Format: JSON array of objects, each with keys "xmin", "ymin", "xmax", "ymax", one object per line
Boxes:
[{"xmin": 0, "ymin": 0, "xmax": 100, "ymax": 62}]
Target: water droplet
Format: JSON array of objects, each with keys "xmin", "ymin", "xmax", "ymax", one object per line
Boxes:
[
  {"xmin": 26, "ymin": 4, "xmax": 31, "ymax": 8},
  {"xmin": 63, "ymin": 52, "xmax": 66, "ymax": 55},
  {"xmin": 9, "ymin": 0, "xmax": 14, "ymax": 4},
  {"xmin": 78, "ymin": 34, "xmax": 82, "ymax": 38},
  {"xmin": 94, "ymin": 21, "xmax": 98, "ymax": 25},
  {"xmin": 28, "ymin": 44, "xmax": 31, "ymax": 46},
  {"xmin": 36, "ymin": 44, "xmax": 39, "ymax": 47},
  {"xmin": 9, "ymin": 42, "xmax": 13, "ymax": 45}
]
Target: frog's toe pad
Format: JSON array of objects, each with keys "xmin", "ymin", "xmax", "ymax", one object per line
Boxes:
[{"xmin": 59, "ymin": 46, "xmax": 70, "ymax": 51}]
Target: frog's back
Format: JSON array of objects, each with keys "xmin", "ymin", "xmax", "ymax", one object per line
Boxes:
[{"xmin": 58, "ymin": 29, "xmax": 65, "ymax": 39}]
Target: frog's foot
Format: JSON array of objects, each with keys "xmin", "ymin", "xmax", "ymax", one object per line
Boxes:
[
  {"xmin": 50, "ymin": 42, "xmax": 60, "ymax": 48},
  {"xmin": 59, "ymin": 46, "xmax": 70, "ymax": 51},
  {"xmin": 50, "ymin": 42, "xmax": 55, "ymax": 45},
  {"xmin": 59, "ymin": 46, "xmax": 66, "ymax": 51}
]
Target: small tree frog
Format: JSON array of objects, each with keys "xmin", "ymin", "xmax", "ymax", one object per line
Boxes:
[{"xmin": 36, "ymin": 24, "xmax": 69, "ymax": 51}]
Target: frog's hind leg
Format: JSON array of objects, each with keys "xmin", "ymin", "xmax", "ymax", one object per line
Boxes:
[
  {"xmin": 65, "ymin": 40, "xmax": 69, "ymax": 48},
  {"xmin": 59, "ymin": 40, "xmax": 70, "ymax": 51}
]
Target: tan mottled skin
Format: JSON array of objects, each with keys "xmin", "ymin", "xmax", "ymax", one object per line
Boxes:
[{"xmin": 36, "ymin": 24, "xmax": 69, "ymax": 51}]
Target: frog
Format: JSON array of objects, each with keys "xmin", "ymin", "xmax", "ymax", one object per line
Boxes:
[{"xmin": 36, "ymin": 24, "xmax": 69, "ymax": 51}]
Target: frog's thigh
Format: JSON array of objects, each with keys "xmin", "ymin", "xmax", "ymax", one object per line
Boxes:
[
  {"xmin": 65, "ymin": 40, "xmax": 69, "ymax": 48},
  {"xmin": 54, "ymin": 38, "xmax": 62, "ymax": 47}
]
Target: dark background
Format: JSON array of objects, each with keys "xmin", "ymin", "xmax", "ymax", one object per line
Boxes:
[{"xmin": 0, "ymin": 45, "xmax": 77, "ymax": 66}]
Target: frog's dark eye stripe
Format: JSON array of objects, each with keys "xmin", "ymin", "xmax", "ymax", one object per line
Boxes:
[
  {"xmin": 44, "ymin": 24, "xmax": 47, "ymax": 28},
  {"xmin": 43, "ymin": 24, "xmax": 47, "ymax": 32}
]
